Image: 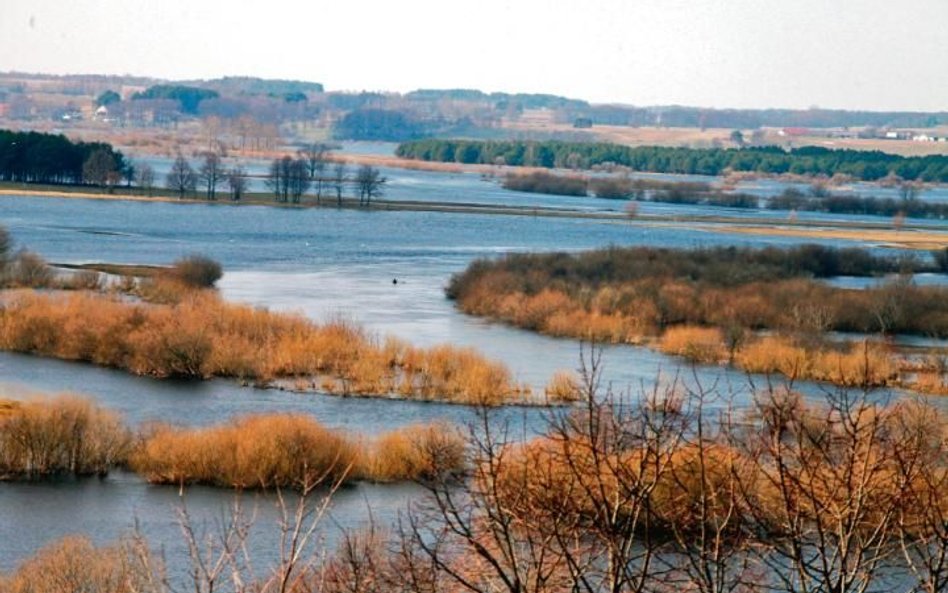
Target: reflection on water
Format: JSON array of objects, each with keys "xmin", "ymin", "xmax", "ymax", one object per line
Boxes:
[{"xmin": 0, "ymin": 470, "xmax": 419, "ymax": 575}]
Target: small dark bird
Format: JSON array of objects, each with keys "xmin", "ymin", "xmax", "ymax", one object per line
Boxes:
[{"xmin": 392, "ymin": 278, "xmax": 398, "ymax": 285}]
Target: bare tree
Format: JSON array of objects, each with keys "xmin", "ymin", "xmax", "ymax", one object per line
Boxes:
[
  {"xmin": 731, "ymin": 386, "xmax": 907, "ymax": 593},
  {"xmin": 655, "ymin": 373, "xmax": 757, "ymax": 593},
  {"xmin": 355, "ymin": 165, "xmax": 386, "ymax": 206},
  {"xmin": 166, "ymin": 154, "xmax": 197, "ymax": 199},
  {"xmin": 121, "ymin": 160, "xmax": 136, "ymax": 188},
  {"xmin": 267, "ymin": 156, "xmax": 293, "ymax": 203},
  {"xmin": 197, "ymin": 152, "xmax": 224, "ymax": 200},
  {"xmin": 225, "ymin": 166, "xmax": 247, "ymax": 201},
  {"xmin": 332, "ymin": 162, "xmax": 348, "ymax": 206},
  {"xmin": 82, "ymin": 148, "xmax": 119, "ymax": 189},
  {"xmin": 399, "ymin": 345, "xmax": 690, "ymax": 593},
  {"xmin": 288, "ymin": 157, "xmax": 312, "ymax": 204},
  {"xmin": 300, "ymin": 143, "xmax": 331, "ymax": 203},
  {"xmin": 135, "ymin": 163, "xmax": 156, "ymax": 196}
]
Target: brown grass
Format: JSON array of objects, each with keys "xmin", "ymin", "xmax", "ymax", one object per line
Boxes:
[
  {"xmin": 130, "ymin": 415, "xmax": 466, "ymax": 489},
  {"xmin": 0, "ymin": 290, "xmax": 525, "ymax": 404},
  {"xmin": 0, "ymin": 400, "xmax": 19, "ymax": 417},
  {"xmin": 716, "ymin": 225, "xmax": 948, "ymax": 251}
]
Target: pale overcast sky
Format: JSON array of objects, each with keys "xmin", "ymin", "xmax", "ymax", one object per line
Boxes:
[{"xmin": 0, "ymin": 0, "xmax": 945, "ymax": 111}]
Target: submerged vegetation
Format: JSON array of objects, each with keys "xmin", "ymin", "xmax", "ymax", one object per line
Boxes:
[
  {"xmin": 131, "ymin": 415, "xmax": 465, "ymax": 488},
  {"xmin": 0, "ymin": 290, "xmax": 525, "ymax": 404},
  {"xmin": 0, "ymin": 395, "xmax": 465, "ymax": 486},
  {"xmin": 0, "ymin": 395, "xmax": 131, "ymax": 480},
  {"xmin": 448, "ymin": 245, "xmax": 948, "ymax": 391}
]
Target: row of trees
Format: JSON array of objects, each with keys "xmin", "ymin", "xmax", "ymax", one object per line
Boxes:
[
  {"xmin": 164, "ymin": 153, "xmax": 247, "ymax": 201},
  {"xmin": 0, "ymin": 129, "xmax": 127, "ymax": 186},
  {"xmin": 164, "ymin": 150, "xmax": 386, "ymax": 204},
  {"xmin": 397, "ymin": 139, "xmax": 948, "ymax": 182}
]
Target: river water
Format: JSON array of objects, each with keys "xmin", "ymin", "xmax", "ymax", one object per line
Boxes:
[{"xmin": 0, "ymin": 160, "xmax": 945, "ymax": 575}]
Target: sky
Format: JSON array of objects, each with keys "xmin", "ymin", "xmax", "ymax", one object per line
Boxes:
[{"xmin": 0, "ymin": 0, "xmax": 946, "ymax": 112}]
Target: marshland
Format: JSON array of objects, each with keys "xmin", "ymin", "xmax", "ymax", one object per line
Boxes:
[{"xmin": 3, "ymin": 2, "xmax": 948, "ymax": 588}]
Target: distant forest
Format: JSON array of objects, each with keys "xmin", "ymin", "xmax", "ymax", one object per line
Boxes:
[
  {"xmin": 571, "ymin": 105, "xmax": 948, "ymax": 129},
  {"xmin": 0, "ymin": 129, "xmax": 126, "ymax": 184},
  {"xmin": 396, "ymin": 140, "xmax": 948, "ymax": 182},
  {"xmin": 333, "ymin": 109, "xmax": 432, "ymax": 142},
  {"xmin": 406, "ymin": 89, "xmax": 948, "ymax": 128}
]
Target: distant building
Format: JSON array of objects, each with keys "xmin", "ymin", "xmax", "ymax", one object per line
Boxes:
[
  {"xmin": 94, "ymin": 105, "xmax": 109, "ymax": 120},
  {"xmin": 778, "ymin": 127, "xmax": 809, "ymax": 137},
  {"xmin": 573, "ymin": 117, "xmax": 593, "ymax": 129},
  {"xmin": 883, "ymin": 130, "xmax": 913, "ymax": 140}
]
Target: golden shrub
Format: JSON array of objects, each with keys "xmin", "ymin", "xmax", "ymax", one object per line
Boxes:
[
  {"xmin": 659, "ymin": 325, "xmax": 726, "ymax": 364},
  {"xmin": 0, "ymin": 291, "xmax": 522, "ymax": 404}
]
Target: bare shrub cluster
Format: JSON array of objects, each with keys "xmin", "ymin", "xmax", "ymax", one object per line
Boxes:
[
  {"xmin": 0, "ymin": 395, "xmax": 465, "ymax": 488},
  {"xmin": 389, "ymin": 351, "xmax": 948, "ymax": 593},
  {"xmin": 8, "ymin": 356, "xmax": 948, "ymax": 592},
  {"xmin": 0, "ymin": 395, "xmax": 131, "ymax": 479},
  {"xmin": 448, "ymin": 246, "xmax": 948, "ymax": 391},
  {"xmin": 0, "ymin": 536, "xmax": 162, "ymax": 593},
  {"xmin": 131, "ymin": 415, "xmax": 464, "ymax": 489},
  {"xmin": 0, "ymin": 290, "xmax": 525, "ymax": 404}
]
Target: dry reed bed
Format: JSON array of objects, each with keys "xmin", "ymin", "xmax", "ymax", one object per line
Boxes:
[
  {"xmin": 448, "ymin": 247, "xmax": 948, "ymax": 393},
  {"xmin": 453, "ymin": 279, "xmax": 932, "ymax": 389},
  {"xmin": 0, "ymin": 290, "xmax": 529, "ymax": 405},
  {"xmin": 131, "ymin": 415, "xmax": 466, "ymax": 489},
  {"xmin": 0, "ymin": 395, "xmax": 131, "ymax": 480},
  {"xmin": 0, "ymin": 395, "xmax": 465, "ymax": 486}
]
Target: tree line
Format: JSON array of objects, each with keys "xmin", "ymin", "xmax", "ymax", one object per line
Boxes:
[
  {"xmin": 0, "ymin": 129, "xmax": 128, "ymax": 186},
  {"xmin": 397, "ymin": 139, "xmax": 948, "ymax": 182},
  {"xmin": 163, "ymin": 144, "xmax": 386, "ymax": 205}
]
